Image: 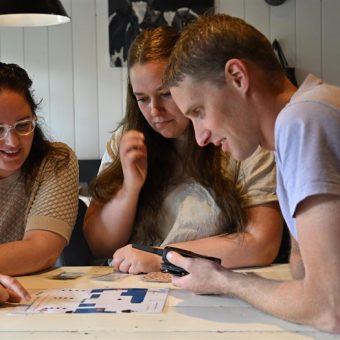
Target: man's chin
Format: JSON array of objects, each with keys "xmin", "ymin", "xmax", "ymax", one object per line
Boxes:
[{"xmin": 221, "ymin": 143, "xmax": 231, "ymax": 154}]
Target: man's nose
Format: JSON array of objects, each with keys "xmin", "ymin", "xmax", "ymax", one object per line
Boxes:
[{"xmin": 193, "ymin": 123, "xmax": 210, "ymax": 147}]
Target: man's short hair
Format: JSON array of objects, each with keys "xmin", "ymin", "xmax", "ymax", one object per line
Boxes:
[{"xmin": 164, "ymin": 14, "xmax": 284, "ymax": 88}]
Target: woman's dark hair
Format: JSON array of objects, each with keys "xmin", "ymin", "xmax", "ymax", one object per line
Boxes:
[
  {"xmin": 91, "ymin": 26, "xmax": 246, "ymax": 244},
  {"xmin": 0, "ymin": 62, "xmax": 70, "ymax": 189}
]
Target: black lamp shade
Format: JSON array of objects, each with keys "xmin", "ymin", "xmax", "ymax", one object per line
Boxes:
[
  {"xmin": 0, "ymin": 0, "xmax": 70, "ymax": 26},
  {"xmin": 265, "ymin": 0, "xmax": 287, "ymax": 5}
]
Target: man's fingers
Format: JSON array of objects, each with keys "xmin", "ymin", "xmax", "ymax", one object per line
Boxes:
[{"xmin": 167, "ymin": 251, "xmax": 186, "ymax": 268}]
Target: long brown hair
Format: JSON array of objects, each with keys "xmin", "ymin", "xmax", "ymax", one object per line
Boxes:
[
  {"xmin": 0, "ymin": 62, "xmax": 70, "ymax": 190},
  {"xmin": 92, "ymin": 26, "xmax": 246, "ymax": 244}
]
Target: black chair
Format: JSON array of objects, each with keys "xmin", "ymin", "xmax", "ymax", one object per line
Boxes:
[
  {"xmin": 78, "ymin": 159, "xmax": 101, "ymax": 196},
  {"xmin": 58, "ymin": 199, "xmax": 96, "ymax": 266},
  {"xmin": 273, "ymin": 222, "xmax": 291, "ymax": 263}
]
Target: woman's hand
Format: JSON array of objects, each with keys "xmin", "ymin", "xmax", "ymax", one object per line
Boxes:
[
  {"xmin": 111, "ymin": 244, "xmax": 162, "ymax": 274},
  {"xmin": 0, "ymin": 274, "xmax": 31, "ymax": 303},
  {"xmin": 119, "ymin": 130, "xmax": 148, "ymax": 193}
]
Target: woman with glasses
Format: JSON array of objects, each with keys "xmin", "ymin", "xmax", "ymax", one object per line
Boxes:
[
  {"xmin": 84, "ymin": 27, "xmax": 284, "ymax": 274},
  {"xmin": 0, "ymin": 62, "xmax": 78, "ymax": 276}
]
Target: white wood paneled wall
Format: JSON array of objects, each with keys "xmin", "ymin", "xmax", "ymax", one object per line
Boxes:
[{"xmin": 0, "ymin": 0, "xmax": 339, "ymax": 159}]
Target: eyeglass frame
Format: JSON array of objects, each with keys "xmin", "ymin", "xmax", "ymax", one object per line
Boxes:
[{"xmin": 0, "ymin": 117, "xmax": 37, "ymax": 140}]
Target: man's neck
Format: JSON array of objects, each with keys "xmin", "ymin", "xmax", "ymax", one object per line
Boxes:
[{"xmin": 256, "ymin": 77, "xmax": 297, "ymax": 151}]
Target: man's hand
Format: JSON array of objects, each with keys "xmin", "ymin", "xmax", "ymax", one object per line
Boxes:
[{"xmin": 166, "ymin": 251, "xmax": 228, "ymax": 294}]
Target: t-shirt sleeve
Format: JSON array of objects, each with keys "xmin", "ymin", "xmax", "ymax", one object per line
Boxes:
[
  {"xmin": 275, "ymin": 101, "xmax": 340, "ymax": 217},
  {"xmin": 227, "ymin": 147, "xmax": 278, "ymax": 207},
  {"xmin": 26, "ymin": 144, "xmax": 79, "ymax": 243},
  {"xmin": 97, "ymin": 129, "xmax": 122, "ymax": 174}
]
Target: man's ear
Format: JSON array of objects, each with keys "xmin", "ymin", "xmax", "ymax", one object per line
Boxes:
[{"xmin": 224, "ymin": 59, "xmax": 249, "ymax": 94}]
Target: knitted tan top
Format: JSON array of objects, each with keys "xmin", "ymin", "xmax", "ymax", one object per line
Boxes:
[{"xmin": 0, "ymin": 142, "xmax": 79, "ymax": 244}]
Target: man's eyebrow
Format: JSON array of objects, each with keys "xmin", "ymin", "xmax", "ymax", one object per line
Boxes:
[{"xmin": 183, "ymin": 105, "xmax": 195, "ymax": 117}]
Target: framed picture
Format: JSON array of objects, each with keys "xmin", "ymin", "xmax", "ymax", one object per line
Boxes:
[{"xmin": 109, "ymin": 0, "xmax": 214, "ymax": 67}]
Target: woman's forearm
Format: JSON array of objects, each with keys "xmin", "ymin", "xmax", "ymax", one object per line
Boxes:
[{"xmin": 84, "ymin": 187, "xmax": 140, "ymax": 258}]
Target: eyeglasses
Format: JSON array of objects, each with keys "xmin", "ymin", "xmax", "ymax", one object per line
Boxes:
[{"xmin": 0, "ymin": 118, "xmax": 37, "ymax": 140}]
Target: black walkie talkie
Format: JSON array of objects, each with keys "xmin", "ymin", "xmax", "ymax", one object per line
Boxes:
[{"xmin": 132, "ymin": 244, "xmax": 221, "ymax": 276}]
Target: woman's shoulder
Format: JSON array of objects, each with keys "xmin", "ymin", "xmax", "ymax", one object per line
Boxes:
[
  {"xmin": 50, "ymin": 141, "xmax": 75, "ymax": 153},
  {"xmin": 42, "ymin": 141, "xmax": 78, "ymax": 171},
  {"xmin": 221, "ymin": 147, "xmax": 275, "ymax": 180}
]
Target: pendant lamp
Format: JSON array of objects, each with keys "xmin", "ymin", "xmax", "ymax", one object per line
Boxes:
[
  {"xmin": 0, "ymin": 0, "xmax": 70, "ymax": 27},
  {"xmin": 264, "ymin": 0, "xmax": 287, "ymax": 5}
]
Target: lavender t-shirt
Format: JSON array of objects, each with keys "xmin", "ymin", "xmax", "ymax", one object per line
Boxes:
[{"xmin": 275, "ymin": 74, "xmax": 340, "ymax": 240}]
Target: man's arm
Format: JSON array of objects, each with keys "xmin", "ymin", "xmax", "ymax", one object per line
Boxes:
[
  {"xmin": 289, "ymin": 236, "xmax": 305, "ymax": 279},
  {"xmin": 168, "ymin": 194, "xmax": 340, "ymax": 333},
  {"xmin": 0, "ymin": 230, "xmax": 66, "ymax": 276}
]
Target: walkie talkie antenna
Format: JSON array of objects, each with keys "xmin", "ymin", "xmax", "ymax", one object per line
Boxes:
[{"xmin": 132, "ymin": 244, "xmax": 163, "ymax": 256}]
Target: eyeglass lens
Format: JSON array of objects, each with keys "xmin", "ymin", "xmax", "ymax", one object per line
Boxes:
[{"xmin": 0, "ymin": 119, "xmax": 36, "ymax": 139}]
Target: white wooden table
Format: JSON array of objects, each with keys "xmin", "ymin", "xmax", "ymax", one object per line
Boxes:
[{"xmin": 0, "ymin": 265, "xmax": 334, "ymax": 339}]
